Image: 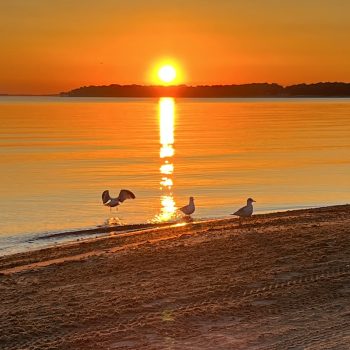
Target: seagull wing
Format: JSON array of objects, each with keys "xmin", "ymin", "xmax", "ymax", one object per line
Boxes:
[
  {"xmin": 102, "ymin": 190, "xmax": 111, "ymax": 204},
  {"xmin": 118, "ymin": 189, "xmax": 136, "ymax": 203},
  {"xmin": 179, "ymin": 205, "xmax": 188, "ymax": 213},
  {"xmin": 180, "ymin": 204, "xmax": 195, "ymax": 215},
  {"xmin": 232, "ymin": 206, "xmax": 246, "ymax": 216}
]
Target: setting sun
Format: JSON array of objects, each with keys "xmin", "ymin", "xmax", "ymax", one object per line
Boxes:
[
  {"xmin": 158, "ymin": 65, "xmax": 176, "ymax": 84},
  {"xmin": 149, "ymin": 60, "xmax": 184, "ymax": 85}
]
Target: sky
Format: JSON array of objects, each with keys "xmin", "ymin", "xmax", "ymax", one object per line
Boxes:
[{"xmin": 1, "ymin": 0, "xmax": 350, "ymax": 94}]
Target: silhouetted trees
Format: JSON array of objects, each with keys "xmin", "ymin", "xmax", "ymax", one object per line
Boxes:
[
  {"xmin": 285, "ymin": 83, "xmax": 350, "ymax": 96},
  {"xmin": 60, "ymin": 82, "xmax": 350, "ymax": 98}
]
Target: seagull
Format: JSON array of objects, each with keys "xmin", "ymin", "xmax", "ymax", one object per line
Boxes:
[
  {"xmin": 179, "ymin": 197, "xmax": 195, "ymax": 216},
  {"xmin": 231, "ymin": 198, "xmax": 256, "ymax": 226},
  {"xmin": 102, "ymin": 189, "xmax": 136, "ymax": 211}
]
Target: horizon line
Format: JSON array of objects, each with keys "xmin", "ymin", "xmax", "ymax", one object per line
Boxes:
[{"xmin": 2, "ymin": 81, "xmax": 350, "ymax": 96}]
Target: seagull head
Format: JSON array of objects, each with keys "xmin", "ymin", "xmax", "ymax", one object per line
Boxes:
[
  {"xmin": 247, "ymin": 198, "xmax": 256, "ymax": 204},
  {"xmin": 189, "ymin": 196, "xmax": 194, "ymax": 202}
]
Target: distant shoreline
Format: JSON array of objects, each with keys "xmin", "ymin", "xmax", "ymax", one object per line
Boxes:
[
  {"xmin": 2, "ymin": 95, "xmax": 350, "ymax": 99},
  {"xmin": 59, "ymin": 82, "xmax": 350, "ymax": 98},
  {"xmin": 2, "ymin": 82, "xmax": 350, "ymax": 98}
]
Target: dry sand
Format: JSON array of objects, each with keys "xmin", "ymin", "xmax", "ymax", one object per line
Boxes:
[{"xmin": 1, "ymin": 205, "xmax": 350, "ymax": 349}]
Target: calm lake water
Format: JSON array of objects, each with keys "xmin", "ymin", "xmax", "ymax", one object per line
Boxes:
[{"xmin": 0, "ymin": 97, "xmax": 349, "ymax": 253}]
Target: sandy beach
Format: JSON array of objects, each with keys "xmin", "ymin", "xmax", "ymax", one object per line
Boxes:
[{"xmin": 1, "ymin": 205, "xmax": 350, "ymax": 349}]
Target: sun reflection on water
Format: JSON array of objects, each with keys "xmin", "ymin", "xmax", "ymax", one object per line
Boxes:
[{"xmin": 153, "ymin": 98, "xmax": 178, "ymax": 222}]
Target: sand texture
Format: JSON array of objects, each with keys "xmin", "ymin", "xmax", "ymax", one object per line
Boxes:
[{"xmin": 1, "ymin": 205, "xmax": 350, "ymax": 349}]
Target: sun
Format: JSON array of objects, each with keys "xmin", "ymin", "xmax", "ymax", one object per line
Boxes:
[
  {"xmin": 149, "ymin": 59, "xmax": 184, "ymax": 85},
  {"xmin": 158, "ymin": 65, "xmax": 177, "ymax": 84}
]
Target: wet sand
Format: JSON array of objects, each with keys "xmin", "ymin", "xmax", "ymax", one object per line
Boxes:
[{"xmin": 1, "ymin": 205, "xmax": 350, "ymax": 349}]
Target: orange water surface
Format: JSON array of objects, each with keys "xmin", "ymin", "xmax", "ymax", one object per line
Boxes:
[{"xmin": 0, "ymin": 97, "xmax": 349, "ymax": 252}]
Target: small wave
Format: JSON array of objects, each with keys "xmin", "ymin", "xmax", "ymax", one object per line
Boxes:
[{"xmin": 104, "ymin": 217, "xmax": 123, "ymax": 226}]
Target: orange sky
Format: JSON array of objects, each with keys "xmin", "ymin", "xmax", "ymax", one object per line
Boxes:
[{"xmin": 1, "ymin": 0, "xmax": 350, "ymax": 94}]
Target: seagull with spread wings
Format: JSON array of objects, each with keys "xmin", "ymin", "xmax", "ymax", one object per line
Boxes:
[{"xmin": 102, "ymin": 189, "xmax": 136, "ymax": 211}]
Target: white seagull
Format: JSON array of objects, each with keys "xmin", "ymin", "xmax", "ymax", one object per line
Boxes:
[
  {"xmin": 231, "ymin": 198, "xmax": 256, "ymax": 226},
  {"xmin": 179, "ymin": 197, "xmax": 195, "ymax": 216},
  {"xmin": 102, "ymin": 189, "xmax": 136, "ymax": 211}
]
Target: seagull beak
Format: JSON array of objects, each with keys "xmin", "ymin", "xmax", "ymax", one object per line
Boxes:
[{"xmin": 253, "ymin": 200, "xmax": 256, "ymax": 202}]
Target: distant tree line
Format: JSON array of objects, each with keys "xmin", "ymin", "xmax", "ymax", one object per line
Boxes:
[{"xmin": 60, "ymin": 82, "xmax": 350, "ymax": 98}]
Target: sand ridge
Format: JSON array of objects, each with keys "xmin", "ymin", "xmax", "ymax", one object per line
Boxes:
[{"xmin": 1, "ymin": 205, "xmax": 350, "ymax": 349}]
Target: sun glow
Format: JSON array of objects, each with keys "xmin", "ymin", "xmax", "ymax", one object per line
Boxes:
[{"xmin": 158, "ymin": 65, "xmax": 176, "ymax": 83}]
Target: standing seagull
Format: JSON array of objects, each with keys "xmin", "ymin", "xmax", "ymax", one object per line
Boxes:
[
  {"xmin": 179, "ymin": 197, "xmax": 195, "ymax": 216},
  {"xmin": 102, "ymin": 189, "xmax": 136, "ymax": 211},
  {"xmin": 231, "ymin": 198, "xmax": 256, "ymax": 226}
]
